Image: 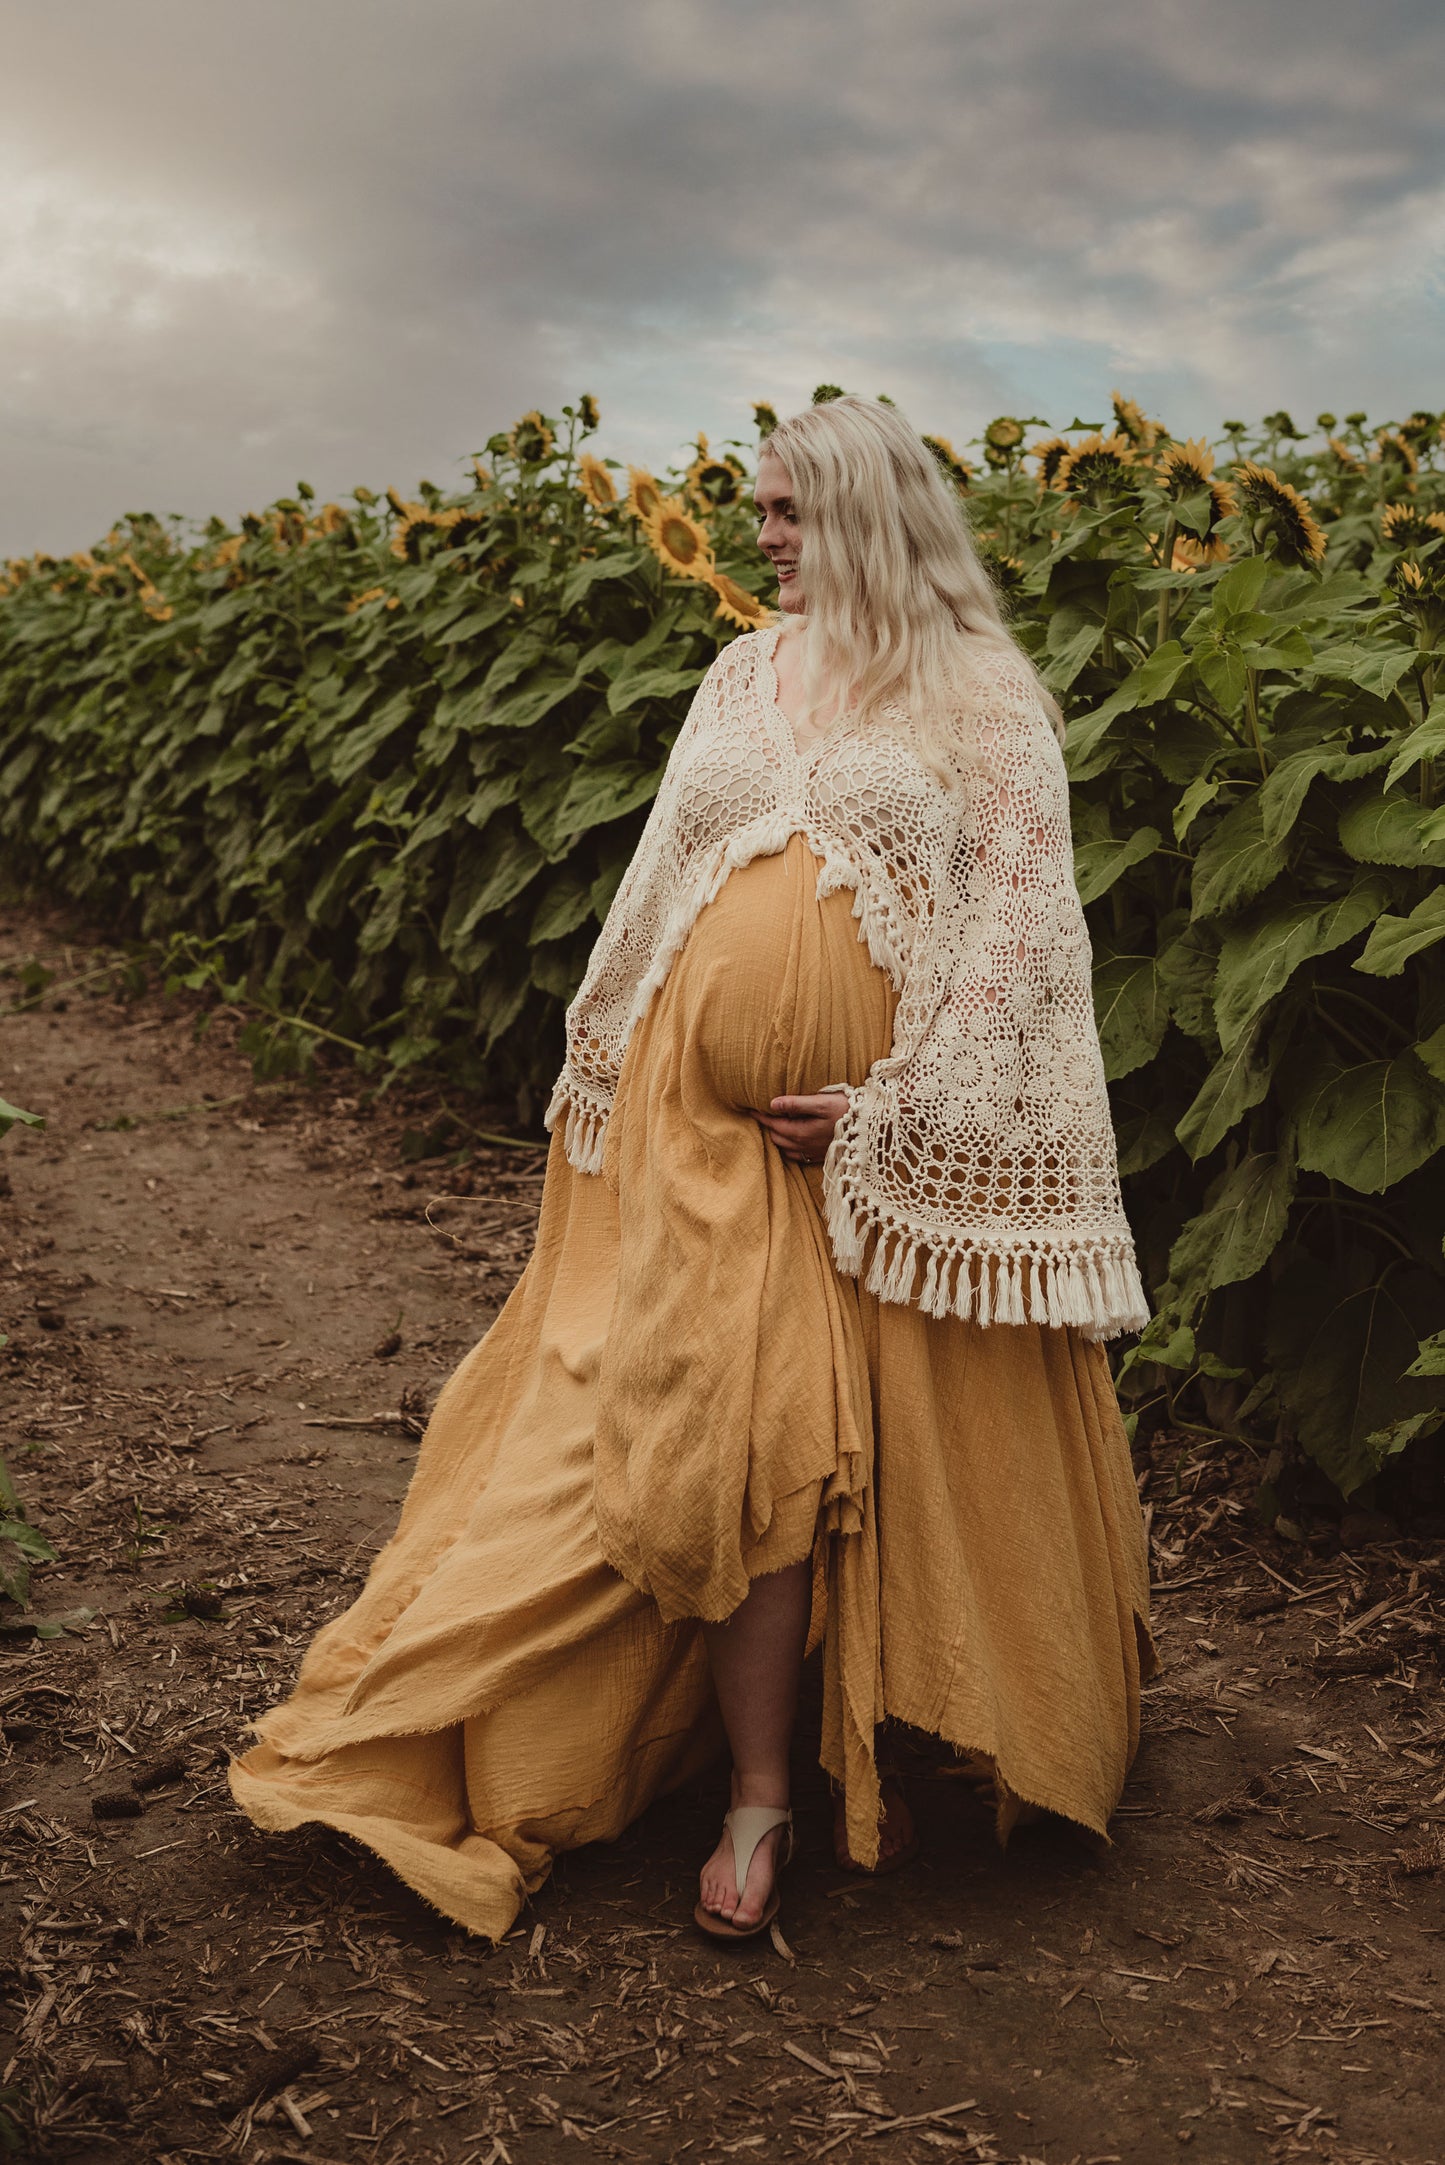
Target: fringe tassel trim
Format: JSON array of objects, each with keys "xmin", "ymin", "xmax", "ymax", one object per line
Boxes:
[
  {"xmin": 542, "ymin": 1071, "xmax": 610, "ymax": 1177},
  {"xmin": 824, "ymin": 1168, "xmax": 1151, "ymax": 1342}
]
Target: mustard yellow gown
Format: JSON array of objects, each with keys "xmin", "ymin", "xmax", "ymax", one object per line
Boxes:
[{"xmin": 229, "ymin": 834, "xmax": 1156, "ymax": 1937}]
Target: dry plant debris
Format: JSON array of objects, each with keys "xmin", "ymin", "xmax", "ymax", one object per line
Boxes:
[{"xmin": 2, "ymin": 904, "xmax": 1445, "ymax": 2165}]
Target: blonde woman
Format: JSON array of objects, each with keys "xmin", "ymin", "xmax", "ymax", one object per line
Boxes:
[{"xmin": 231, "ymin": 396, "xmax": 1156, "ymax": 1945}]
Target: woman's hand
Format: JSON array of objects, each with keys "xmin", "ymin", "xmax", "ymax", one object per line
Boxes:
[{"xmin": 749, "ymin": 1090, "xmax": 849, "ymax": 1165}]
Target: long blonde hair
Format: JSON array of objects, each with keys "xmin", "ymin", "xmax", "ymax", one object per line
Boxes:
[{"xmin": 761, "ymin": 395, "xmax": 1065, "ymax": 786}]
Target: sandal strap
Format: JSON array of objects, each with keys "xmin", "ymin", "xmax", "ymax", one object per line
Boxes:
[{"xmin": 724, "ymin": 1806, "xmax": 793, "ymax": 1902}]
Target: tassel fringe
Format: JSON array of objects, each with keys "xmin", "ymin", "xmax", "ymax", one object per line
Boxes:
[
  {"xmin": 543, "ymin": 1075, "xmax": 610, "ymax": 1177},
  {"xmin": 821, "ymin": 1165, "xmax": 1151, "ymax": 1343}
]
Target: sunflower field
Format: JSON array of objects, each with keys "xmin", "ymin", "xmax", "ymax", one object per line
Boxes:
[{"xmin": 1, "ymin": 390, "xmax": 1443, "ymax": 1509}]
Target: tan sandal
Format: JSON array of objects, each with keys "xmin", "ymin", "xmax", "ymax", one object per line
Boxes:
[{"xmin": 693, "ymin": 1806, "xmax": 794, "ymax": 1941}]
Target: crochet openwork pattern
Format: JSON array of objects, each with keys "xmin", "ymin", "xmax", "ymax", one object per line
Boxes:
[{"xmin": 544, "ymin": 626, "xmax": 1150, "ymax": 1340}]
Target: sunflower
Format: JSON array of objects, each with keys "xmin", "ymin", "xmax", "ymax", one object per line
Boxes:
[
  {"xmin": 1375, "ymin": 429, "xmax": 1419, "ymax": 476},
  {"xmin": 980, "ymin": 552, "xmax": 1027, "ymax": 600},
  {"xmin": 686, "ymin": 450, "xmax": 746, "ymax": 510},
  {"xmin": 1172, "ymin": 530, "xmax": 1233, "ymax": 569},
  {"xmin": 442, "ymin": 509, "xmax": 489, "ymax": 549},
  {"xmin": 312, "ymin": 502, "xmax": 349, "ymax": 536},
  {"xmin": 1029, "ymin": 436, "xmax": 1071, "ymax": 489},
  {"xmin": 1326, "ymin": 436, "xmax": 1366, "ymax": 475},
  {"xmin": 625, "ymin": 466, "xmax": 666, "ymax": 525},
  {"xmin": 578, "ymin": 452, "xmax": 618, "ymax": 511},
  {"xmin": 1109, "ymin": 392, "xmax": 1164, "ymax": 452},
  {"xmin": 577, "ymin": 392, "xmax": 600, "ymax": 432},
  {"xmin": 1232, "ymin": 461, "xmax": 1328, "ymax": 566},
  {"xmin": 984, "ymin": 416, "xmax": 1025, "ymax": 453},
  {"xmin": 1398, "ymin": 409, "xmax": 1439, "ymax": 451},
  {"xmin": 753, "ymin": 399, "xmax": 778, "ymax": 438},
  {"xmin": 393, "ymin": 506, "xmax": 477, "ymax": 560},
  {"xmin": 1381, "ymin": 503, "xmax": 1445, "ymax": 550},
  {"xmin": 390, "ymin": 515, "xmax": 424, "ymax": 563},
  {"xmin": 710, "ymin": 571, "xmax": 775, "ymax": 631},
  {"xmin": 1154, "ymin": 436, "xmax": 1216, "ymax": 493},
  {"xmin": 641, "ymin": 495, "xmax": 715, "ymax": 582},
  {"xmin": 922, "ymin": 434, "xmax": 973, "ymax": 490},
  {"xmin": 346, "ymin": 586, "xmax": 397, "ymax": 613},
  {"xmin": 1053, "ymin": 432, "xmax": 1138, "ymax": 499},
  {"xmin": 508, "ymin": 410, "xmax": 556, "ymax": 466},
  {"xmin": 385, "ymin": 487, "xmax": 425, "ymax": 520},
  {"xmin": 1389, "ymin": 557, "xmax": 1445, "ymax": 629}
]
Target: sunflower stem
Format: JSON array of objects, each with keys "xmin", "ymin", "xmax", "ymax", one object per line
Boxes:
[
  {"xmin": 1155, "ymin": 516, "xmax": 1178, "ymax": 647},
  {"xmin": 1244, "ymin": 668, "xmax": 1269, "ymax": 780}
]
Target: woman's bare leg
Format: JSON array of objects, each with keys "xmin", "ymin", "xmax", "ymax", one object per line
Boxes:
[{"xmin": 697, "ymin": 1558, "xmax": 810, "ymax": 1928}]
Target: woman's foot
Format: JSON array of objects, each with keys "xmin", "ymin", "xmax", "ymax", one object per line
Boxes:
[
  {"xmin": 698, "ymin": 1799, "xmax": 789, "ymax": 1931},
  {"xmin": 833, "ymin": 1774, "xmax": 917, "ymax": 1873}
]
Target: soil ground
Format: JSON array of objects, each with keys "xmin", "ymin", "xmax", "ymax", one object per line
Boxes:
[{"xmin": 2, "ymin": 902, "xmax": 1444, "ymax": 2165}]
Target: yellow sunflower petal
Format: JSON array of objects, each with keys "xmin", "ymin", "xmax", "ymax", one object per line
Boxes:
[
  {"xmin": 578, "ymin": 452, "xmax": 617, "ymax": 510},
  {"xmin": 642, "ymin": 495, "xmax": 715, "ymax": 581},
  {"xmin": 710, "ymin": 572, "xmax": 774, "ymax": 630},
  {"xmin": 626, "ymin": 466, "xmax": 665, "ymax": 525}
]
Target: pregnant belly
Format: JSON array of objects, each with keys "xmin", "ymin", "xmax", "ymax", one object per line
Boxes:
[{"xmin": 664, "ymin": 836, "xmax": 895, "ymax": 1114}]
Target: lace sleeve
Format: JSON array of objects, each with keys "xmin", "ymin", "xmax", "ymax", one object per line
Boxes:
[
  {"xmin": 542, "ymin": 654, "xmax": 727, "ymax": 1169},
  {"xmin": 821, "ymin": 649, "xmax": 1149, "ymax": 1338}
]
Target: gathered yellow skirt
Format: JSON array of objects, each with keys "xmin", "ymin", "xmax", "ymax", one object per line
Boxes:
[{"xmin": 229, "ymin": 834, "xmax": 1157, "ymax": 1938}]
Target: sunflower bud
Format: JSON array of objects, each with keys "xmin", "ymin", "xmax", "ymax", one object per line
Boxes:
[
  {"xmin": 507, "ymin": 411, "xmax": 556, "ymax": 466},
  {"xmin": 578, "ymin": 393, "xmax": 600, "ymax": 432},
  {"xmin": 811, "ymin": 384, "xmax": 845, "ymax": 404},
  {"xmin": 752, "ymin": 401, "xmax": 778, "ymax": 438}
]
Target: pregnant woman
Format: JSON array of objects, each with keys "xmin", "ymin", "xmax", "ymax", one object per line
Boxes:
[{"xmin": 230, "ymin": 394, "xmax": 1156, "ymax": 1942}]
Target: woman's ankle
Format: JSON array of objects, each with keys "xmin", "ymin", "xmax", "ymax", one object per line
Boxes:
[{"xmin": 729, "ymin": 1769, "xmax": 790, "ymax": 1812}]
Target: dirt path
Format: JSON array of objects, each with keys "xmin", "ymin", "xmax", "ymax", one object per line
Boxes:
[{"xmin": 2, "ymin": 903, "xmax": 1444, "ymax": 2165}]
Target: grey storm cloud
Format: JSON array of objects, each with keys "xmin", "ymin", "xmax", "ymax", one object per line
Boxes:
[{"xmin": 2, "ymin": 0, "xmax": 1442, "ymax": 553}]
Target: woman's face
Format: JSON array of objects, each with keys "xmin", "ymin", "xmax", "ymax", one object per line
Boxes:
[{"xmin": 754, "ymin": 446, "xmax": 804, "ymax": 614}]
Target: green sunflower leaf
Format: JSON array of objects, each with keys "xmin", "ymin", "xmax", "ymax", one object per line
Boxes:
[
  {"xmin": 1383, "ymin": 693, "xmax": 1445, "ymax": 791},
  {"xmin": 1092, "ymin": 951, "xmax": 1169, "ymax": 1080},
  {"xmin": 1338, "ymin": 785, "xmax": 1445, "ymax": 870},
  {"xmin": 1291, "ymin": 1051, "xmax": 1445, "ymax": 1193},
  {"xmin": 1167, "ymin": 1142, "xmax": 1296, "ymax": 1303},
  {"xmin": 1212, "ymin": 871, "xmax": 1393, "ymax": 1048},
  {"xmin": 0, "ymin": 1097, "xmax": 43, "ymax": 1139},
  {"xmin": 1190, "ymin": 794, "xmax": 1288, "ymax": 921},
  {"xmin": 1405, "ymin": 1329, "xmax": 1445, "ymax": 1379},
  {"xmin": 1175, "ymin": 1004, "xmax": 1282, "ymax": 1161},
  {"xmin": 1073, "ymin": 826, "xmax": 1161, "ymax": 906},
  {"xmin": 1352, "ymin": 887, "xmax": 1445, "ymax": 978},
  {"xmin": 1266, "ymin": 1251, "xmax": 1444, "ymax": 1497},
  {"xmin": 1172, "ymin": 775, "xmax": 1221, "ymax": 843}
]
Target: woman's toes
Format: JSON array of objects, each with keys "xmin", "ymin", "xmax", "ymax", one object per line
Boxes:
[{"xmin": 699, "ymin": 1834, "xmax": 739, "ymax": 1915}]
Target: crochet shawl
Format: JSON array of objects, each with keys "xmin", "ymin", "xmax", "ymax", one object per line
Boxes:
[{"xmin": 543, "ymin": 624, "xmax": 1151, "ymax": 1342}]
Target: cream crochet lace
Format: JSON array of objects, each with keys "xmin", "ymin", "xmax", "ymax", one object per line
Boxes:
[{"xmin": 544, "ymin": 625, "xmax": 1150, "ymax": 1341}]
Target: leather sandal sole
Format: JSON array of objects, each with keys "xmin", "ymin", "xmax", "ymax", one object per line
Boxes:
[{"xmin": 693, "ymin": 1889, "xmax": 781, "ymax": 1940}]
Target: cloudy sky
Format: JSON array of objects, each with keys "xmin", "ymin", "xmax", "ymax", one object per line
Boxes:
[{"xmin": 4, "ymin": 0, "xmax": 1442, "ymax": 556}]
